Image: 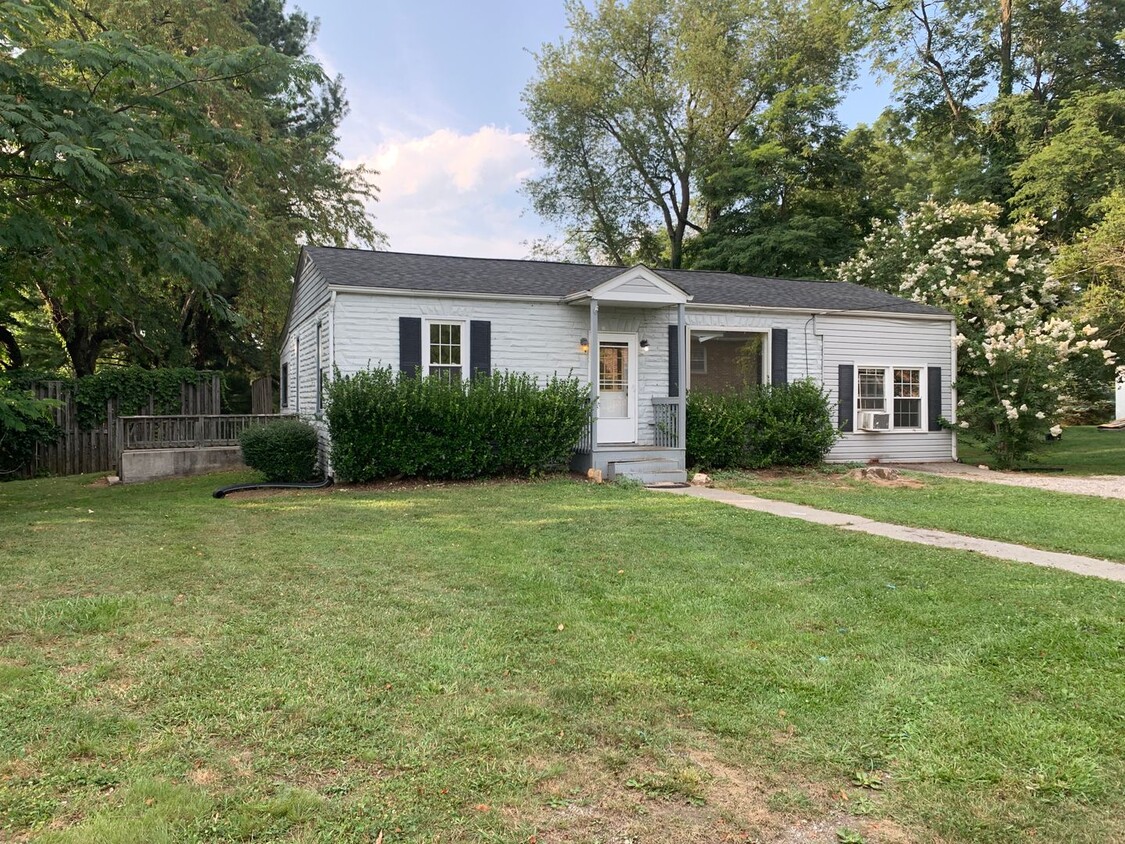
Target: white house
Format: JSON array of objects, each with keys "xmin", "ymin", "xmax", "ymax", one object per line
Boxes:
[{"xmin": 280, "ymin": 247, "xmax": 957, "ymax": 482}]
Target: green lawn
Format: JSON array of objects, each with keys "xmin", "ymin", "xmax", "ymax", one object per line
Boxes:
[
  {"xmin": 716, "ymin": 469, "xmax": 1125, "ymax": 562},
  {"xmin": 958, "ymin": 425, "xmax": 1125, "ymax": 474},
  {"xmin": 1, "ymin": 473, "xmax": 1123, "ymax": 843}
]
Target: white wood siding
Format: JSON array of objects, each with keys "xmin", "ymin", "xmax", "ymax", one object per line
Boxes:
[
  {"xmin": 333, "ymin": 292, "xmax": 590, "ymax": 381},
  {"xmin": 288, "ymin": 254, "xmax": 330, "ymax": 336},
  {"xmin": 818, "ymin": 315, "xmax": 955, "ymax": 462},
  {"xmin": 301, "ymin": 290, "xmax": 955, "ymax": 463}
]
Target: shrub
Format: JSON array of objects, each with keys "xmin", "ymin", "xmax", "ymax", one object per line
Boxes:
[
  {"xmin": 239, "ymin": 420, "xmax": 320, "ymax": 482},
  {"xmin": 686, "ymin": 379, "xmax": 838, "ymax": 470},
  {"xmin": 685, "ymin": 391, "xmax": 752, "ymax": 469},
  {"xmin": 326, "ymin": 369, "xmax": 591, "ymax": 482}
]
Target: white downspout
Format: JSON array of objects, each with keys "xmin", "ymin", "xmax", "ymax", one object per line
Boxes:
[{"xmin": 950, "ymin": 319, "xmax": 958, "ymax": 462}]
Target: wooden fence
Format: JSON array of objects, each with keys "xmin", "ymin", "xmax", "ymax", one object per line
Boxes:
[
  {"xmin": 119, "ymin": 415, "xmax": 281, "ymax": 451},
  {"xmin": 251, "ymin": 376, "xmax": 275, "ymax": 415},
  {"xmin": 22, "ymin": 376, "xmax": 222, "ymax": 478}
]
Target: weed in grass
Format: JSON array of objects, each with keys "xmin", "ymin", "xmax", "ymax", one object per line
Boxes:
[{"xmin": 850, "ymin": 771, "xmax": 884, "ymax": 791}]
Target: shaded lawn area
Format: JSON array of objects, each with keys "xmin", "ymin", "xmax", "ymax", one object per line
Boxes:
[
  {"xmin": 958, "ymin": 425, "xmax": 1125, "ymax": 474},
  {"xmin": 0, "ymin": 473, "xmax": 1122, "ymax": 843},
  {"xmin": 715, "ymin": 469, "xmax": 1125, "ymax": 563}
]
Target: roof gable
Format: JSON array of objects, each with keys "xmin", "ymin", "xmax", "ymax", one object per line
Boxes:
[{"xmin": 570, "ymin": 265, "xmax": 690, "ymax": 305}]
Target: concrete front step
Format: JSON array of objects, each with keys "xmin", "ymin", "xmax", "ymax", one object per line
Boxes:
[{"xmin": 608, "ymin": 458, "xmax": 687, "ymax": 485}]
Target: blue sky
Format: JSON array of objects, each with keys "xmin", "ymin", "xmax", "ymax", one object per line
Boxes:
[{"xmin": 297, "ymin": 0, "xmax": 894, "ymax": 258}]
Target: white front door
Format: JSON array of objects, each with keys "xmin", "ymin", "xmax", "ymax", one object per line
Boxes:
[{"xmin": 597, "ymin": 333, "xmax": 638, "ymax": 444}]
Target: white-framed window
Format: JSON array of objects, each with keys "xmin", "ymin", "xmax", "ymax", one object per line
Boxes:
[
  {"xmin": 892, "ymin": 368, "xmax": 922, "ymax": 428},
  {"xmin": 294, "ymin": 337, "xmax": 300, "ymax": 412},
  {"xmin": 426, "ymin": 320, "xmax": 466, "ymax": 382},
  {"xmin": 856, "ymin": 366, "xmax": 924, "ymax": 430},
  {"xmin": 280, "ymin": 362, "xmax": 289, "ymax": 409}
]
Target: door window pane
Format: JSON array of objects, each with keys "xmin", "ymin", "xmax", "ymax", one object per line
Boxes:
[{"xmin": 599, "ymin": 343, "xmax": 628, "ymax": 418}]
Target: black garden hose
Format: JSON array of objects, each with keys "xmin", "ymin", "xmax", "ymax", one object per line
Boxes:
[{"xmin": 212, "ymin": 476, "xmax": 333, "ymax": 498}]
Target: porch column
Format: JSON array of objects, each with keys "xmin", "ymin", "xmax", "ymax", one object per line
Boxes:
[
  {"xmin": 677, "ymin": 302, "xmax": 687, "ymax": 451},
  {"xmin": 589, "ymin": 299, "xmax": 599, "ymax": 448}
]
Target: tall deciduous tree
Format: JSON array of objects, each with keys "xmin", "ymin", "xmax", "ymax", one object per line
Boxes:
[
  {"xmin": 686, "ymin": 88, "xmax": 892, "ymax": 278},
  {"xmin": 523, "ymin": 0, "xmax": 855, "ymax": 268},
  {"xmin": 1, "ymin": 0, "xmax": 274, "ymax": 375},
  {"xmin": 1, "ymin": 0, "xmax": 379, "ymax": 378}
]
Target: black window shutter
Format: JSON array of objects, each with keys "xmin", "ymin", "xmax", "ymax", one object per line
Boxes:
[
  {"xmin": 838, "ymin": 364, "xmax": 854, "ymax": 432},
  {"xmin": 399, "ymin": 317, "xmax": 422, "ymax": 377},
  {"xmin": 469, "ymin": 320, "xmax": 491, "ymax": 378},
  {"xmin": 928, "ymin": 366, "xmax": 943, "ymax": 431},
  {"xmin": 668, "ymin": 324, "xmax": 680, "ymax": 397},
  {"xmin": 771, "ymin": 329, "xmax": 789, "ymax": 385}
]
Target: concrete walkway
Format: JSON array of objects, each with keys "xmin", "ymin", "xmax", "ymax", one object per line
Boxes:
[
  {"xmin": 885, "ymin": 461, "xmax": 1125, "ymax": 500},
  {"xmin": 654, "ymin": 485, "xmax": 1125, "ymax": 583}
]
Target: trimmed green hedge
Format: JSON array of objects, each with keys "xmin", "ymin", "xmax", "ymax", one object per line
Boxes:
[
  {"xmin": 239, "ymin": 420, "xmax": 320, "ymax": 482},
  {"xmin": 686, "ymin": 379, "xmax": 839, "ymax": 470},
  {"xmin": 326, "ymin": 369, "xmax": 591, "ymax": 482}
]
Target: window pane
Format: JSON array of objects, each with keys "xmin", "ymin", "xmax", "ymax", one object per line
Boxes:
[
  {"xmin": 894, "ymin": 398, "xmax": 922, "ymax": 428},
  {"xmin": 894, "ymin": 369, "xmax": 920, "ymax": 398},
  {"xmin": 858, "ymin": 368, "xmax": 885, "ymax": 411}
]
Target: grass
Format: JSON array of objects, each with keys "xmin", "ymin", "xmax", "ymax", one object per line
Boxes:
[
  {"xmin": 958, "ymin": 425, "xmax": 1125, "ymax": 474},
  {"xmin": 0, "ymin": 472, "xmax": 1122, "ymax": 843},
  {"xmin": 715, "ymin": 468, "xmax": 1125, "ymax": 562}
]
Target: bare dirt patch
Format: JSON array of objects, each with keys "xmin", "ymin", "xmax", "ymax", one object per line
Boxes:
[
  {"xmin": 188, "ymin": 766, "xmax": 219, "ymax": 786},
  {"xmin": 527, "ymin": 745, "xmax": 916, "ymax": 844}
]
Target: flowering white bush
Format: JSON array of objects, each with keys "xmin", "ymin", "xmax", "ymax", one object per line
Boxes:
[{"xmin": 838, "ymin": 201, "xmax": 1117, "ymax": 467}]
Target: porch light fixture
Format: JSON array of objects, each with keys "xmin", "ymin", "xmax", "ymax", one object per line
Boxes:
[
  {"xmin": 639, "ymin": 339, "xmax": 650, "ymax": 353},
  {"xmin": 579, "ymin": 337, "xmax": 589, "ymax": 353}
]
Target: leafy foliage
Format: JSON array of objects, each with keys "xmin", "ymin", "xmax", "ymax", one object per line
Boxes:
[
  {"xmin": 7, "ymin": 367, "xmax": 216, "ymax": 430},
  {"xmin": 523, "ymin": 0, "xmax": 855, "ymax": 268},
  {"xmin": 326, "ymin": 369, "xmax": 591, "ymax": 482},
  {"xmin": 239, "ymin": 419, "xmax": 320, "ymax": 482},
  {"xmin": 0, "ymin": 0, "xmax": 379, "ymax": 379},
  {"xmin": 838, "ymin": 201, "xmax": 1117, "ymax": 466},
  {"xmin": 686, "ymin": 380, "xmax": 838, "ymax": 470},
  {"xmin": 0, "ymin": 378, "xmax": 58, "ymax": 478}
]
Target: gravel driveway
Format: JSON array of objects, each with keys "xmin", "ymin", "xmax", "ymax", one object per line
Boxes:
[{"xmin": 887, "ymin": 462, "xmax": 1125, "ymax": 500}]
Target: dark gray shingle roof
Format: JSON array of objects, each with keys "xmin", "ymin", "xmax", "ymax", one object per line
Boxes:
[{"xmin": 304, "ymin": 247, "xmax": 949, "ymax": 318}]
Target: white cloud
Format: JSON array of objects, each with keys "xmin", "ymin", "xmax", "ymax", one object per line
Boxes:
[{"xmin": 346, "ymin": 126, "xmax": 547, "ymax": 259}]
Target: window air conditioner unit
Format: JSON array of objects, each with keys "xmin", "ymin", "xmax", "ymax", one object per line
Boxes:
[{"xmin": 858, "ymin": 411, "xmax": 891, "ymax": 431}]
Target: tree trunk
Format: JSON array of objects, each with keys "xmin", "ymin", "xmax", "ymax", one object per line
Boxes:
[
  {"xmin": 0, "ymin": 325, "xmax": 23, "ymax": 370},
  {"xmin": 998, "ymin": 0, "xmax": 1013, "ymax": 99},
  {"xmin": 39, "ymin": 285, "xmax": 104, "ymax": 376}
]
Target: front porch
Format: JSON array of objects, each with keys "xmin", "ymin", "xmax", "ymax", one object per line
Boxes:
[
  {"xmin": 565, "ymin": 265, "xmax": 692, "ymax": 483},
  {"xmin": 573, "ymin": 396, "xmax": 686, "ymax": 483}
]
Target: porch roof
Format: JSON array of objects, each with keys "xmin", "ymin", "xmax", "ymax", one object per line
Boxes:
[{"xmin": 306, "ymin": 247, "xmax": 950, "ymax": 318}]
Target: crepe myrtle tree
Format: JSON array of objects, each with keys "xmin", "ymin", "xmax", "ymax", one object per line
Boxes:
[{"xmin": 838, "ymin": 200, "xmax": 1117, "ymax": 468}]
